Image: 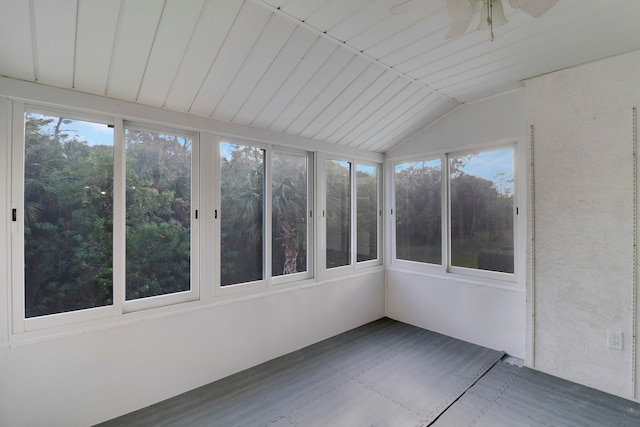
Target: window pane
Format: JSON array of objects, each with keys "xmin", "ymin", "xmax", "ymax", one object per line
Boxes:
[
  {"xmin": 356, "ymin": 164, "xmax": 377, "ymax": 262},
  {"xmin": 24, "ymin": 113, "xmax": 114, "ymax": 317},
  {"xmin": 220, "ymin": 143, "xmax": 265, "ymax": 285},
  {"xmin": 326, "ymin": 160, "xmax": 351, "ymax": 268},
  {"xmin": 395, "ymin": 159, "xmax": 441, "ymax": 264},
  {"xmin": 450, "ymin": 148, "xmax": 514, "ymax": 273},
  {"xmin": 125, "ymin": 129, "xmax": 192, "ymax": 300},
  {"xmin": 272, "ymin": 152, "xmax": 307, "ymax": 277}
]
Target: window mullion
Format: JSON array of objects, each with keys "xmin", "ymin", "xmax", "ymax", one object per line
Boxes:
[
  {"xmin": 112, "ymin": 118, "xmax": 125, "ymax": 314},
  {"xmin": 443, "ymin": 153, "xmax": 450, "ymax": 273}
]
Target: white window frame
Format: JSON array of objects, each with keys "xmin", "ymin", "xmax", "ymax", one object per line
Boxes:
[
  {"xmin": 319, "ymin": 153, "xmax": 383, "ymax": 280},
  {"xmin": 390, "ymin": 141, "xmax": 521, "ymax": 285},
  {"xmin": 11, "ymin": 104, "xmax": 200, "ymax": 332},
  {"xmin": 269, "ymin": 146, "xmax": 314, "ymax": 286}
]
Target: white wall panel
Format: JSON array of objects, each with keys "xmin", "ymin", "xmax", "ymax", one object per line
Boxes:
[{"xmin": 525, "ymin": 49, "xmax": 640, "ymax": 399}]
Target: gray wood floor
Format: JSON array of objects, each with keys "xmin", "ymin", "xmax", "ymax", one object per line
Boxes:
[{"xmin": 97, "ymin": 318, "xmax": 640, "ymax": 426}]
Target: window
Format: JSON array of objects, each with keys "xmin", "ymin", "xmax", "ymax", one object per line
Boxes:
[
  {"xmin": 324, "ymin": 158, "xmax": 381, "ymax": 271},
  {"xmin": 394, "ymin": 159, "xmax": 442, "ymax": 265},
  {"xmin": 356, "ymin": 164, "xmax": 378, "ymax": 262},
  {"xmin": 220, "ymin": 142, "xmax": 265, "ymax": 286},
  {"xmin": 449, "ymin": 148, "xmax": 514, "ymax": 274},
  {"xmin": 15, "ymin": 109, "xmax": 199, "ymax": 328},
  {"xmin": 326, "ymin": 159, "xmax": 351, "ymax": 268},
  {"xmin": 125, "ymin": 127, "xmax": 193, "ymax": 299},
  {"xmin": 272, "ymin": 151, "xmax": 309, "ymax": 277},
  {"xmin": 22, "ymin": 112, "xmax": 114, "ymax": 318},
  {"xmin": 393, "ymin": 145, "xmax": 516, "ymax": 279}
]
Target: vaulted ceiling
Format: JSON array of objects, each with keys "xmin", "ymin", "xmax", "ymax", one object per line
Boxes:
[{"xmin": 2, "ymin": 0, "xmax": 640, "ymax": 152}]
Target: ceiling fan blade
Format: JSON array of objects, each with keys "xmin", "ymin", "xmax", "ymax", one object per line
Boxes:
[
  {"xmin": 445, "ymin": 17, "xmax": 473, "ymax": 39},
  {"xmin": 447, "ymin": 0, "xmax": 478, "ymax": 20},
  {"xmin": 516, "ymin": 0, "xmax": 559, "ymax": 18},
  {"xmin": 389, "ymin": 0, "xmax": 424, "ymax": 15}
]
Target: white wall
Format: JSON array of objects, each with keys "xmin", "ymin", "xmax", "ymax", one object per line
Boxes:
[
  {"xmin": 385, "ymin": 90, "xmax": 527, "ymax": 358},
  {"xmin": 0, "ymin": 79, "xmax": 385, "ymax": 426},
  {"xmin": 525, "ymin": 49, "xmax": 640, "ymax": 399}
]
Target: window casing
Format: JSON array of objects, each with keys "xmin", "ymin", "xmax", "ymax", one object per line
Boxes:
[{"xmin": 392, "ymin": 143, "xmax": 518, "ymax": 282}]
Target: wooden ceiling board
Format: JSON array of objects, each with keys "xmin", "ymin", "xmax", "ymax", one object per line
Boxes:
[
  {"xmin": 347, "ymin": 2, "xmax": 446, "ymax": 54},
  {"xmin": 136, "ymin": 0, "xmax": 206, "ymax": 108},
  {"xmin": 284, "ymin": 55, "xmax": 371, "ymax": 136},
  {"xmin": 328, "ymin": 1, "xmax": 393, "ymax": 44},
  {"xmin": 163, "ymin": 0, "xmax": 243, "ymax": 113},
  {"xmin": 353, "ymin": 86, "xmax": 432, "ymax": 149},
  {"xmin": 107, "ymin": 0, "xmax": 165, "ymax": 102},
  {"xmin": 277, "ymin": 0, "xmax": 327, "ymax": 21},
  {"xmin": 329, "ymin": 77, "xmax": 409, "ymax": 144},
  {"xmin": 74, "ymin": 0, "xmax": 121, "ymax": 96},
  {"xmin": 0, "ymin": 0, "xmax": 35, "ymax": 81},
  {"xmin": 211, "ymin": 14, "xmax": 298, "ymax": 123},
  {"xmin": 188, "ymin": 1, "xmax": 272, "ymax": 118},
  {"xmin": 304, "ymin": 0, "xmax": 372, "ymax": 33},
  {"xmin": 312, "ymin": 70, "xmax": 398, "ymax": 142},
  {"xmin": 250, "ymin": 37, "xmax": 337, "ymax": 129},
  {"xmin": 231, "ymin": 26, "xmax": 318, "ymax": 126},
  {"xmin": 32, "ymin": 0, "xmax": 77, "ymax": 88},
  {"xmin": 299, "ymin": 64, "xmax": 385, "ymax": 140},
  {"xmin": 269, "ymin": 47, "xmax": 355, "ymax": 133},
  {"xmin": 343, "ymin": 82, "xmax": 423, "ymax": 147}
]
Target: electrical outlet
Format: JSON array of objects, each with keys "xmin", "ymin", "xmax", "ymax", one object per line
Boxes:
[{"xmin": 607, "ymin": 330, "xmax": 622, "ymax": 350}]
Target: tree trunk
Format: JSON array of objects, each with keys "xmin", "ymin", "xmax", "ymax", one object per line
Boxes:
[{"xmin": 282, "ymin": 224, "xmax": 298, "ymax": 275}]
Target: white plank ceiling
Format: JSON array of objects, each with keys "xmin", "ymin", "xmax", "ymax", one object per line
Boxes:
[{"xmin": 1, "ymin": 0, "xmax": 640, "ymax": 152}]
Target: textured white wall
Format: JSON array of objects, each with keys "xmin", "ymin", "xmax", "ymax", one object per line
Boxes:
[
  {"xmin": 525, "ymin": 49, "xmax": 640, "ymax": 399},
  {"xmin": 386, "ymin": 90, "xmax": 527, "ymax": 359}
]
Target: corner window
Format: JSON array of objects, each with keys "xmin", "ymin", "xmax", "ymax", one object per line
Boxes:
[{"xmin": 393, "ymin": 144, "xmax": 517, "ymax": 280}]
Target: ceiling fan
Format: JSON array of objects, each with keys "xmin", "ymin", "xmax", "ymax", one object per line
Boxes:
[{"xmin": 390, "ymin": 0, "xmax": 559, "ymax": 40}]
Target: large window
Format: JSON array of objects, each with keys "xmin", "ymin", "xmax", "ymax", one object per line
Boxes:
[
  {"xmin": 23, "ymin": 112, "xmax": 114, "ymax": 318},
  {"xmin": 16, "ymin": 109, "xmax": 198, "ymax": 327},
  {"xmin": 393, "ymin": 145, "xmax": 516, "ymax": 279}
]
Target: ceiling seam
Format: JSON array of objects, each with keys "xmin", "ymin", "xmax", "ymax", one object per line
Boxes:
[
  {"xmin": 161, "ymin": 0, "xmax": 208, "ymax": 110},
  {"xmin": 250, "ymin": 0, "xmax": 462, "ymax": 106},
  {"xmin": 134, "ymin": 0, "xmax": 167, "ymax": 103},
  {"xmin": 71, "ymin": 0, "xmax": 79, "ymax": 89},
  {"xmin": 187, "ymin": 0, "xmax": 246, "ymax": 115},
  {"xmin": 105, "ymin": 0, "xmax": 126, "ymax": 97},
  {"xmin": 210, "ymin": 11, "xmax": 281, "ymax": 120}
]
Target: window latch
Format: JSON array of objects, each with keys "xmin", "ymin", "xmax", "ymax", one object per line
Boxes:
[{"xmin": 12, "ymin": 208, "xmax": 17, "ymax": 222}]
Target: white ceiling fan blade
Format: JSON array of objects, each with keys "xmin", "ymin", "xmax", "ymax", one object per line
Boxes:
[
  {"xmin": 514, "ymin": 0, "xmax": 559, "ymax": 18},
  {"xmin": 447, "ymin": 0, "xmax": 478, "ymax": 20},
  {"xmin": 445, "ymin": 18, "xmax": 473, "ymax": 39},
  {"xmin": 389, "ymin": 0, "xmax": 425, "ymax": 15}
]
